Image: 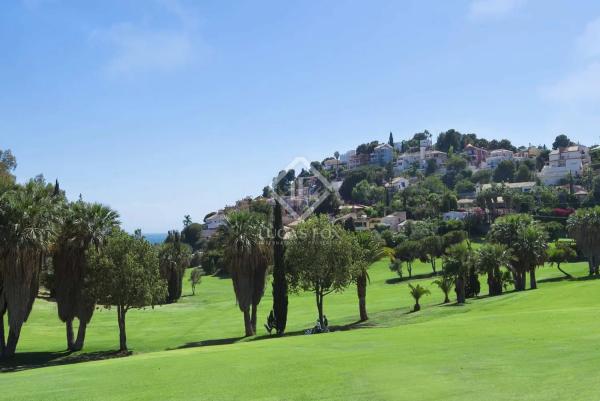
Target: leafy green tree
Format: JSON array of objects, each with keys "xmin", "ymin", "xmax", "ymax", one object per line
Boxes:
[
  {"xmin": 515, "ymin": 164, "xmax": 532, "ymax": 182},
  {"xmin": 352, "ymin": 231, "xmax": 384, "ymax": 321},
  {"xmin": 0, "ymin": 149, "xmax": 17, "ymax": 190},
  {"xmin": 223, "ymin": 211, "xmax": 271, "ymax": 336},
  {"xmin": 567, "ymin": 207, "xmax": 600, "ymax": 275},
  {"xmin": 189, "ymin": 267, "xmax": 203, "ymax": 295},
  {"xmin": 425, "ymin": 159, "xmax": 437, "ymax": 176},
  {"xmin": 408, "ymin": 284, "xmax": 430, "ymax": 312},
  {"xmin": 183, "ymin": 215, "xmax": 192, "ymax": 227},
  {"xmin": 286, "ymin": 215, "xmax": 354, "ymax": 328},
  {"xmin": 546, "ymin": 242, "xmax": 577, "ymax": 278},
  {"xmin": 420, "ymin": 235, "xmax": 444, "ymax": 273},
  {"xmin": 87, "ymin": 229, "xmax": 167, "ymax": 352},
  {"xmin": 159, "ymin": 231, "xmax": 192, "ymax": 304},
  {"xmin": 436, "ymin": 129, "xmax": 463, "ymax": 153},
  {"xmin": 394, "ymin": 241, "xmax": 419, "ymax": 278},
  {"xmin": 493, "ymin": 160, "xmax": 515, "ymax": 183},
  {"xmin": 471, "ymin": 169, "xmax": 492, "ymax": 184},
  {"xmin": 552, "ymin": 134, "xmax": 573, "ymax": 150},
  {"xmin": 181, "ymin": 223, "xmax": 203, "ymax": 251},
  {"xmin": 0, "ymin": 178, "xmax": 60, "ymax": 358},
  {"xmin": 53, "ymin": 201, "xmax": 119, "ymax": 351},
  {"xmin": 455, "ymin": 179, "xmax": 476, "ymax": 194},
  {"xmin": 432, "ymin": 276, "xmax": 454, "ymax": 303}
]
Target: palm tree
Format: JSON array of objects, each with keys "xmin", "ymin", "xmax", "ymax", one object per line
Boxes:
[
  {"xmin": 488, "ymin": 214, "xmax": 547, "ymax": 291},
  {"xmin": 546, "ymin": 241, "xmax": 577, "ymax": 278},
  {"xmin": 474, "ymin": 243, "xmax": 511, "ymax": 296},
  {"xmin": 159, "ymin": 230, "xmax": 192, "ymax": 304},
  {"xmin": 53, "ymin": 201, "xmax": 119, "ymax": 351},
  {"xmin": 223, "ymin": 211, "xmax": 270, "ymax": 336},
  {"xmin": 432, "ymin": 276, "xmax": 454, "ymax": 303},
  {"xmin": 0, "ymin": 179, "xmax": 59, "ymax": 358},
  {"xmin": 352, "ymin": 231, "xmax": 384, "ymax": 321},
  {"xmin": 408, "ymin": 284, "xmax": 430, "ymax": 312},
  {"xmin": 567, "ymin": 207, "xmax": 600, "ymax": 276},
  {"xmin": 442, "ymin": 243, "xmax": 472, "ymax": 304}
]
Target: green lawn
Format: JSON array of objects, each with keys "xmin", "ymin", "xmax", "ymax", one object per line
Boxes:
[{"xmin": 1, "ymin": 258, "xmax": 599, "ymax": 401}]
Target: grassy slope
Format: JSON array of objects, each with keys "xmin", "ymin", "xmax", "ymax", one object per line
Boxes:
[{"xmin": 1, "ymin": 259, "xmax": 600, "ymax": 401}]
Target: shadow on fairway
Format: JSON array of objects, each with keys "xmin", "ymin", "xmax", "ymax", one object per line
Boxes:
[
  {"xmin": 171, "ymin": 320, "xmax": 374, "ymax": 351},
  {"xmin": 0, "ymin": 350, "xmax": 129, "ymax": 373},
  {"xmin": 386, "ymin": 271, "xmax": 440, "ymax": 284}
]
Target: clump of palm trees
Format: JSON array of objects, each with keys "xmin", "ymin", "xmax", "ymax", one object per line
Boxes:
[
  {"xmin": 222, "ymin": 211, "xmax": 270, "ymax": 337},
  {"xmin": 53, "ymin": 200, "xmax": 119, "ymax": 351},
  {"xmin": 0, "ymin": 179, "xmax": 61, "ymax": 358}
]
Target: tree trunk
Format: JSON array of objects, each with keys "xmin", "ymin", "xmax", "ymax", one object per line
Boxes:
[
  {"xmin": 357, "ymin": 273, "xmax": 368, "ymax": 321},
  {"xmin": 443, "ymin": 292, "xmax": 450, "ymax": 304},
  {"xmin": 272, "ymin": 201, "xmax": 288, "ymax": 335},
  {"xmin": 316, "ymin": 292, "xmax": 324, "ymax": 328},
  {"xmin": 431, "ymin": 259, "xmax": 436, "ymax": 274},
  {"xmin": 513, "ymin": 271, "xmax": 525, "ymax": 291},
  {"xmin": 117, "ymin": 307, "xmax": 127, "ymax": 352},
  {"xmin": 556, "ymin": 263, "xmax": 572, "ymax": 278},
  {"xmin": 0, "ymin": 313, "xmax": 5, "ymax": 356},
  {"xmin": 66, "ymin": 319, "xmax": 74, "ymax": 351},
  {"xmin": 456, "ymin": 276, "xmax": 466, "ymax": 304},
  {"xmin": 407, "ymin": 263, "xmax": 412, "ymax": 278},
  {"xmin": 72, "ymin": 321, "xmax": 87, "ymax": 351},
  {"xmin": 243, "ymin": 308, "xmax": 254, "ymax": 337},
  {"xmin": 250, "ymin": 303, "xmax": 258, "ymax": 334},
  {"xmin": 413, "ymin": 301, "xmax": 420, "ymax": 312},
  {"xmin": 529, "ymin": 269, "xmax": 537, "ymax": 290},
  {"xmin": 4, "ymin": 327, "xmax": 20, "ymax": 358}
]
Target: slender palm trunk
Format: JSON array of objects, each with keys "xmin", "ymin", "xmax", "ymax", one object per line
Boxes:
[
  {"xmin": 243, "ymin": 308, "xmax": 254, "ymax": 337},
  {"xmin": 250, "ymin": 303, "xmax": 258, "ymax": 334},
  {"xmin": 413, "ymin": 300, "xmax": 421, "ymax": 312},
  {"xmin": 72, "ymin": 321, "xmax": 87, "ymax": 351},
  {"xmin": 117, "ymin": 306, "xmax": 127, "ymax": 352},
  {"xmin": 316, "ymin": 291, "xmax": 325, "ymax": 328},
  {"xmin": 556, "ymin": 263, "xmax": 572, "ymax": 278},
  {"xmin": 5, "ymin": 327, "xmax": 20, "ymax": 358},
  {"xmin": 272, "ymin": 201, "xmax": 288, "ymax": 335},
  {"xmin": 529, "ymin": 269, "xmax": 537, "ymax": 290},
  {"xmin": 513, "ymin": 271, "xmax": 525, "ymax": 291},
  {"xmin": 456, "ymin": 276, "xmax": 466, "ymax": 304},
  {"xmin": 65, "ymin": 320, "xmax": 74, "ymax": 350},
  {"xmin": 0, "ymin": 313, "xmax": 5, "ymax": 356},
  {"xmin": 443, "ymin": 292, "xmax": 450, "ymax": 304},
  {"xmin": 357, "ymin": 273, "xmax": 368, "ymax": 321}
]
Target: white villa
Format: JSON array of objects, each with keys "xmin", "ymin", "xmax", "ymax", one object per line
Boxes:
[
  {"xmin": 538, "ymin": 145, "xmax": 591, "ymax": 185},
  {"xmin": 486, "ymin": 149, "xmax": 514, "ymax": 169}
]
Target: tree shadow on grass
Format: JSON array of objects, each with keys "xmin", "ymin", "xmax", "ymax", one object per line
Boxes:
[
  {"xmin": 0, "ymin": 350, "xmax": 129, "ymax": 373},
  {"xmin": 386, "ymin": 271, "xmax": 441, "ymax": 285},
  {"xmin": 171, "ymin": 320, "xmax": 375, "ymax": 351}
]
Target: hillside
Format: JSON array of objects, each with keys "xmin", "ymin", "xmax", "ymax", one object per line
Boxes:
[{"xmin": 1, "ymin": 259, "xmax": 599, "ymax": 401}]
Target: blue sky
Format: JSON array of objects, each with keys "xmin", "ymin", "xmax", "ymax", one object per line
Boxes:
[{"xmin": 2, "ymin": 0, "xmax": 600, "ymax": 232}]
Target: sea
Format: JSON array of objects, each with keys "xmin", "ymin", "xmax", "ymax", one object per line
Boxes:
[{"xmin": 144, "ymin": 233, "xmax": 168, "ymax": 244}]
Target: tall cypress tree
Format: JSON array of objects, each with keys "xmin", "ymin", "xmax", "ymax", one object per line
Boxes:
[
  {"xmin": 271, "ymin": 201, "xmax": 288, "ymax": 334},
  {"xmin": 388, "ymin": 132, "xmax": 394, "ymax": 147}
]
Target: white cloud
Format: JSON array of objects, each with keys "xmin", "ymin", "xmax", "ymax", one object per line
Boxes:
[
  {"xmin": 576, "ymin": 17, "xmax": 600, "ymax": 60},
  {"xmin": 541, "ymin": 62, "xmax": 600, "ymax": 102},
  {"xmin": 92, "ymin": 0, "xmax": 204, "ymax": 77},
  {"xmin": 468, "ymin": 0, "xmax": 525, "ymax": 20}
]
